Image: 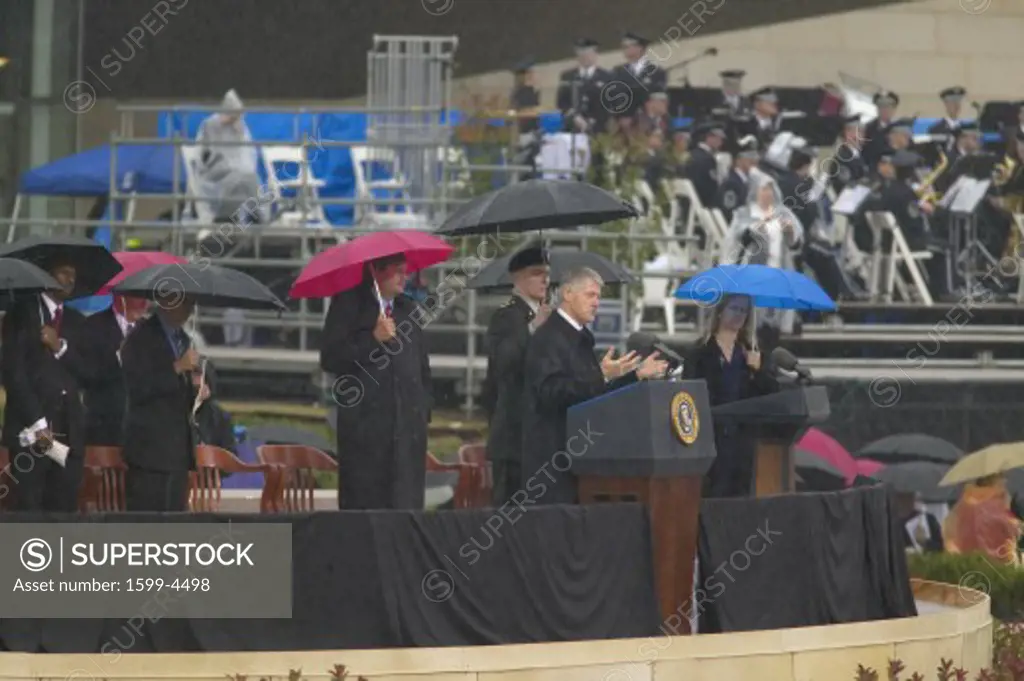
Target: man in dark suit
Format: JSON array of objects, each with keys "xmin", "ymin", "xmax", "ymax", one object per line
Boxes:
[
  {"xmin": 521, "ymin": 268, "xmax": 666, "ymax": 505},
  {"xmin": 830, "ymin": 115, "xmax": 868, "ymax": 194},
  {"xmin": 320, "ymin": 254, "xmax": 432, "ymax": 510},
  {"xmin": 484, "ymin": 246, "xmax": 551, "ymax": 506},
  {"xmin": 556, "ymin": 38, "xmax": 613, "ymax": 134},
  {"xmin": 120, "ymin": 293, "xmax": 200, "ymax": 512},
  {"xmin": 612, "ymin": 32, "xmax": 667, "ymax": 120},
  {"xmin": 1, "ymin": 257, "xmax": 90, "ymax": 511},
  {"xmin": 83, "ymin": 295, "xmax": 148, "ymax": 446},
  {"xmin": 684, "ymin": 121, "xmax": 726, "ymax": 209}
]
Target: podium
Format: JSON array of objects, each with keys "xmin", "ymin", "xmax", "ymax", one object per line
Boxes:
[
  {"xmin": 712, "ymin": 385, "xmax": 830, "ymax": 496},
  {"xmin": 566, "ymin": 379, "xmax": 716, "ymax": 630}
]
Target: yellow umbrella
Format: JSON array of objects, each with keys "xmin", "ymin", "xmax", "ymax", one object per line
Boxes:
[{"xmin": 939, "ymin": 442, "xmax": 1024, "ymax": 486}]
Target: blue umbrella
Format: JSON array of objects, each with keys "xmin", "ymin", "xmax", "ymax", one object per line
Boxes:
[{"xmin": 675, "ymin": 264, "xmax": 836, "ymax": 311}]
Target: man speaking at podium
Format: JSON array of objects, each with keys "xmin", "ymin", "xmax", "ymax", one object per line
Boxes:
[{"xmin": 522, "ymin": 268, "xmax": 667, "ymax": 505}]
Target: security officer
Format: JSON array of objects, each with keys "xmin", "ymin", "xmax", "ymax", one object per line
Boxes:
[
  {"xmin": 864, "ymin": 90, "xmax": 900, "ymax": 167},
  {"xmin": 928, "ymin": 86, "xmax": 967, "ymax": 154},
  {"xmin": 483, "ymin": 246, "xmax": 551, "ymax": 506},
  {"xmin": 556, "ymin": 38, "xmax": 613, "ymax": 134}
]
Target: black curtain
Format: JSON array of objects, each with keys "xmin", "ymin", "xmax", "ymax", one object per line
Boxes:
[
  {"xmin": 696, "ymin": 486, "xmax": 917, "ymax": 633},
  {"xmin": 0, "ymin": 505, "xmax": 659, "ymax": 652}
]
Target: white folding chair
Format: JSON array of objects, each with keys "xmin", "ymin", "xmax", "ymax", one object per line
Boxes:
[
  {"xmin": 349, "ymin": 146, "xmax": 430, "ymax": 230},
  {"xmin": 260, "ymin": 144, "xmax": 327, "ymax": 226},
  {"xmin": 865, "ymin": 211, "xmax": 934, "ymax": 305}
]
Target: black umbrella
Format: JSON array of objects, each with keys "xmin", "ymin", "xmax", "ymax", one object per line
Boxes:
[
  {"xmin": 0, "ymin": 235, "xmax": 122, "ymax": 298},
  {"xmin": 870, "ymin": 461, "xmax": 959, "ymax": 503},
  {"xmin": 0, "ymin": 258, "xmax": 61, "ymax": 295},
  {"xmin": 111, "ymin": 263, "xmax": 286, "ymax": 310},
  {"xmin": 436, "ymin": 179, "xmax": 637, "ymax": 236},
  {"xmin": 855, "ymin": 433, "xmax": 963, "ymax": 465},
  {"xmin": 795, "ymin": 449, "xmax": 846, "ymax": 492},
  {"xmin": 467, "ymin": 248, "xmax": 634, "ymax": 289}
]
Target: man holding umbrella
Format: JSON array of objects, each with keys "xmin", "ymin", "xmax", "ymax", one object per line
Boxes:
[
  {"xmin": 484, "ymin": 245, "xmax": 552, "ymax": 506},
  {"xmin": 0, "ymin": 237, "xmax": 121, "ymax": 511}
]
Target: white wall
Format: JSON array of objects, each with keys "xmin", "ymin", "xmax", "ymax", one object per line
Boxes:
[{"xmin": 455, "ymin": 0, "xmax": 1024, "ymax": 117}]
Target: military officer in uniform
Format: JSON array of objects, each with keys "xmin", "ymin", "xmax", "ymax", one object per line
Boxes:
[
  {"xmin": 612, "ymin": 32, "xmax": 667, "ymax": 119},
  {"xmin": 684, "ymin": 121, "xmax": 726, "ymax": 209},
  {"xmin": 749, "ymin": 87, "xmax": 781, "ymax": 148},
  {"xmin": 556, "ymin": 38, "xmax": 613, "ymax": 134},
  {"xmin": 717, "ymin": 135, "xmax": 759, "ymax": 223},
  {"xmin": 484, "ymin": 246, "xmax": 552, "ymax": 506},
  {"xmin": 864, "ymin": 91, "xmax": 900, "ymax": 167},
  {"xmin": 831, "ymin": 114, "xmax": 868, "ymax": 193},
  {"xmin": 928, "ymin": 86, "xmax": 967, "ymax": 154},
  {"xmin": 711, "ymin": 70, "xmax": 750, "ymax": 116}
]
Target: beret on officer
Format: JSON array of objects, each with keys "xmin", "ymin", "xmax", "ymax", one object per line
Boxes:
[{"xmin": 508, "ymin": 246, "xmax": 550, "ymax": 273}]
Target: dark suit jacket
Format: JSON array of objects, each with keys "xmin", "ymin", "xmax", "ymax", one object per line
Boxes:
[
  {"xmin": 120, "ymin": 314, "xmax": 196, "ymax": 472},
  {"xmin": 556, "ymin": 66, "xmax": 613, "ymax": 132},
  {"xmin": 485, "ymin": 295, "xmax": 535, "ymax": 464},
  {"xmin": 1, "ymin": 297, "xmax": 90, "ymax": 456},
  {"xmin": 521, "ymin": 312, "xmax": 636, "ymax": 505},
  {"xmin": 612, "ymin": 61, "xmax": 667, "ymax": 116},
  {"xmin": 684, "ymin": 145, "xmax": 720, "ymax": 208},
  {"xmin": 82, "ymin": 308, "xmax": 130, "ymax": 445},
  {"xmin": 683, "ymin": 339, "xmax": 778, "ymax": 409}
]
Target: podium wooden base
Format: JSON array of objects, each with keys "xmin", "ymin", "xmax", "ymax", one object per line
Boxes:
[
  {"xmin": 579, "ymin": 476, "xmax": 701, "ymax": 633},
  {"xmin": 754, "ymin": 440, "xmax": 794, "ymax": 497}
]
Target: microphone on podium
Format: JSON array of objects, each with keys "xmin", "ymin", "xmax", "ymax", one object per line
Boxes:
[
  {"xmin": 770, "ymin": 347, "xmax": 812, "ymax": 382},
  {"xmin": 625, "ymin": 332, "xmax": 685, "ymax": 376}
]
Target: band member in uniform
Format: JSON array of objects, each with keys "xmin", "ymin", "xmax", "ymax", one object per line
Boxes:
[
  {"xmin": 636, "ymin": 89, "xmax": 670, "ymax": 137},
  {"xmin": 684, "ymin": 121, "xmax": 726, "ymax": 209},
  {"xmin": 717, "ymin": 135, "xmax": 759, "ymax": 223},
  {"xmin": 83, "ymin": 295, "xmax": 148, "ymax": 446},
  {"xmin": 749, "ymin": 87, "xmax": 781, "ymax": 148},
  {"xmin": 712, "ymin": 70, "xmax": 750, "ymax": 116},
  {"xmin": 1, "ymin": 257, "xmax": 90, "ymax": 511},
  {"xmin": 886, "ymin": 118, "xmax": 914, "ymax": 154},
  {"xmin": 484, "ymin": 246, "xmax": 551, "ymax": 506},
  {"xmin": 831, "ymin": 114, "xmax": 868, "ymax": 193},
  {"xmin": 936, "ymin": 121, "xmax": 981, "ymax": 194},
  {"xmin": 864, "ymin": 91, "xmax": 900, "ymax": 167},
  {"xmin": 320, "ymin": 254, "xmax": 432, "ymax": 510},
  {"xmin": 928, "ymin": 87, "xmax": 967, "ymax": 154},
  {"xmin": 613, "ymin": 32, "xmax": 667, "ymax": 119},
  {"xmin": 121, "ymin": 292, "xmax": 199, "ymax": 512},
  {"xmin": 521, "ymin": 268, "xmax": 667, "ymax": 505},
  {"xmin": 556, "ymin": 38, "xmax": 613, "ymax": 134}
]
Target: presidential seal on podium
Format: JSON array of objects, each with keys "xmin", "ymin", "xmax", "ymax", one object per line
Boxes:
[{"xmin": 670, "ymin": 391, "xmax": 699, "ymax": 445}]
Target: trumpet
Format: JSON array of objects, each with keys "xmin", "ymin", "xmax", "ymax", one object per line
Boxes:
[
  {"xmin": 915, "ymin": 148, "xmax": 948, "ymax": 204},
  {"xmin": 993, "ymin": 154, "xmax": 1018, "ymax": 187}
]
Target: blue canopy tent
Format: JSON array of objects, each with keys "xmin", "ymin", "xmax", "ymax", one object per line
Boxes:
[{"xmin": 12, "ymin": 144, "xmax": 180, "ymax": 313}]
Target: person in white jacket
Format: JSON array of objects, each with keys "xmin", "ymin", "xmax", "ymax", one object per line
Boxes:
[
  {"xmin": 720, "ymin": 170, "xmax": 804, "ymax": 347},
  {"xmin": 194, "ymin": 89, "xmax": 262, "ymax": 222}
]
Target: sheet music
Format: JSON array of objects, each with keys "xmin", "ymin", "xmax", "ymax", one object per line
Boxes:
[
  {"xmin": 833, "ymin": 185, "xmax": 871, "ymax": 215},
  {"xmin": 938, "ymin": 176, "xmax": 966, "ymax": 210},
  {"xmin": 951, "ymin": 178, "xmax": 991, "ymax": 214},
  {"xmin": 44, "ymin": 440, "xmax": 69, "ymax": 468}
]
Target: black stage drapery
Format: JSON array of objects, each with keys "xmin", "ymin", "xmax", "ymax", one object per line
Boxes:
[
  {"xmin": 0, "ymin": 504, "xmax": 660, "ymax": 653},
  {"xmin": 696, "ymin": 486, "xmax": 918, "ymax": 633}
]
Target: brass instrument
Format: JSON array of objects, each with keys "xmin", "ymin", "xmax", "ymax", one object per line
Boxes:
[
  {"xmin": 993, "ymin": 153, "xmax": 1019, "ymax": 187},
  {"xmin": 915, "ymin": 148, "xmax": 948, "ymax": 204}
]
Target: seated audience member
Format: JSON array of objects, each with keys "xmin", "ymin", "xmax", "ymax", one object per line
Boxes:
[
  {"xmin": 944, "ymin": 474, "xmax": 1022, "ymax": 565},
  {"xmin": 683, "ymin": 294, "xmax": 778, "ymax": 498},
  {"xmin": 636, "ymin": 89, "xmax": 670, "ymax": 138},
  {"xmin": 195, "ymin": 88, "xmax": 262, "ymax": 223}
]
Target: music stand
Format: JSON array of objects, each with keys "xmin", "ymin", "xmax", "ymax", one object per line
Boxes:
[
  {"xmin": 834, "ymin": 185, "xmax": 872, "ymax": 216},
  {"xmin": 948, "ymin": 177, "xmax": 995, "ymax": 294}
]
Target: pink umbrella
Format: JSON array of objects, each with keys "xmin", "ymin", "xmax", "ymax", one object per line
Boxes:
[
  {"xmin": 289, "ymin": 231, "xmax": 453, "ymax": 299},
  {"xmin": 796, "ymin": 427, "xmax": 858, "ymax": 484},
  {"xmin": 855, "ymin": 458, "xmax": 886, "ymax": 478},
  {"xmin": 97, "ymin": 251, "xmax": 188, "ymax": 295}
]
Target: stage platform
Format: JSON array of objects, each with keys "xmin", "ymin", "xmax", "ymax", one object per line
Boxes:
[{"xmin": 0, "ymin": 581, "xmax": 990, "ymax": 681}]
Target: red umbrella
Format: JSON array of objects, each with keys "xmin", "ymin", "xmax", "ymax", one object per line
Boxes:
[
  {"xmin": 97, "ymin": 251, "xmax": 188, "ymax": 295},
  {"xmin": 289, "ymin": 231, "xmax": 453, "ymax": 299},
  {"xmin": 796, "ymin": 427, "xmax": 857, "ymax": 484},
  {"xmin": 856, "ymin": 458, "xmax": 886, "ymax": 478}
]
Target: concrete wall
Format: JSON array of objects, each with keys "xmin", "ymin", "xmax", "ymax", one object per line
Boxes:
[
  {"xmin": 0, "ymin": 581, "xmax": 994, "ymax": 681},
  {"xmin": 455, "ymin": 0, "xmax": 1024, "ymax": 118}
]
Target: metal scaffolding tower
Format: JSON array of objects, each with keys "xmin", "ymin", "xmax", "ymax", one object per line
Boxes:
[{"xmin": 366, "ymin": 35, "xmax": 459, "ymax": 226}]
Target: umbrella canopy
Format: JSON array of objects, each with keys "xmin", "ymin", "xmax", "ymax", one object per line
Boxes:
[
  {"xmin": 855, "ymin": 458, "xmax": 886, "ymax": 478},
  {"xmin": 940, "ymin": 442, "xmax": 1024, "ymax": 486},
  {"xmin": 0, "ymin": 235, "xmax": 122, "ymax": 298},
  {"xmin": 289, "ymin": 231, "xmax": 453, "ymax": 299},
  {"xmin": 796, "ymin": 427, "xmax": 857, "ymax": 484},
  {"xmin": 873, "ymin": 461, "xmax": 958, "ymax": 503},
  {"xmin": 435, "ymin": 179, "xmax": 637, "ymax": 236},
  {"xmin": 0, "ymin": 258, "xmax": 61, "ymax": 296},
  {"xmin": 97, "ymin": 251, "xmax": 189, "ymax": 296},
  {"xmin": 467, "ymin": 248, "xmax": 634, "ymax": 289},
  {"xmin": 855, "ymin": 433, "xmax": 963, "ymax": 465},
  {"xmin": 794, "ymin": 449, "xmax": 847, "ymax": 491},
  {"xmin": 675, "ymin": 264, "xmax": 836, "ymax": 311},
  {"xmin": 112, "ymin": 263, "xmax": 286, "ymax": 310}
]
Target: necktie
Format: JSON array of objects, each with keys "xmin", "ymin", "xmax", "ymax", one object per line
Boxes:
[
  {"xmin": 174, "ymin": 329, "xmax": 189, "ymax": 358},
  {"xmin": 384, "ymin": 301, "xmax": 393, "ymax": 318},
  {"xmin": 51, "ymin": 306, "xmax": 63, "ymax": 334}
]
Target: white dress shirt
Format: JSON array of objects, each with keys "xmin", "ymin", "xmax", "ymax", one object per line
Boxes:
[
  {"xmin": 514, "ymin": 290, "xmax": 543, "ymax": 334},
  {"xmin": 557, "ymin": 307, "xmax": 583, "ymax": 331},
  {"xmin": 20, "ymin": 295, "xmax": 70, "ymax": 447}
]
